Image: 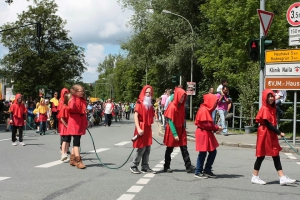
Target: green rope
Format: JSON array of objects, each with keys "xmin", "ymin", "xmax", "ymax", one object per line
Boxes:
[
  {"xmin": 86, "ymin": 128, "xmax": 135, "ymax": 169},
  {"xmin": 187, "ymin": 134, "xmax": 195, "ymax": 138},
  {"xmin": 283, "ymin": 137, "xmax": 300, "ymax": 155},
  {"xmin": 152, "ymin": 137, "xmax": 164, "ymax": 145}
]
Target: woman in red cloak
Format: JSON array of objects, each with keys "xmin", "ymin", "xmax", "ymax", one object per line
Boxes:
[
  {"xmin": 163, "ymin": 87, "xmax": 195, "ymax": 173},
  {"xmin": 10, "ymin": 94, "xmax": 26, "ymax": 146},
  {"xmin": 194, "ymin": 93, "xmax": 222, "ymax": 179},
  {"xmin": 130, "ymin": 85, "xmax": 155, "ymax": 174},
  {"xmin": 251, "ymin": 89, "xmax": 295, "ymax": 185},
  {"xmin": 66, "ymin": 84, "xmax": 87, "ymax": 169}
]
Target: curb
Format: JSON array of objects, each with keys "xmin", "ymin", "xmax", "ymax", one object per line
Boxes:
[{"xmin": 156, "ymin": 122, "xmax": 300, "ymax": 154}]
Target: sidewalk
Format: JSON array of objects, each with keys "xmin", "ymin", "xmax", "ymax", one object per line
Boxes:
[{"xmin": 156, "ymin": 121, "xmax": 300, "ymax": 154}]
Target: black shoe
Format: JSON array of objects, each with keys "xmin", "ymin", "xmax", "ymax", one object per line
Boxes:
[
  {"xmin": 186, "ymin": 165, "xmax": 196, "ymax": 173},
  {"xmin": 130, "ymin": 167, "xmax": 141, "ymax": 174},
  {"xmin": 203, "ymin": 171, "xmax": 217, "ymax": 178},
  {"xmin": 141, "ymin": 168, "xmax": 156, "ymax": 174},
  {"xmin": 5, "ymin": 129, "xmax": 9, "ymax": 132},
  {"xmin": 163, "ymin": 168, "xmax": 173, "ymax": 173},
  {"xmin": 195, "ymin": 172, "xmax": 208, "ymax": 179}
]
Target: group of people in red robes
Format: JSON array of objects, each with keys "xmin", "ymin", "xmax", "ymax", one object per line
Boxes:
[{"xmin": 129, "ymin": 85, "xmax": 296, "ymax": 185}]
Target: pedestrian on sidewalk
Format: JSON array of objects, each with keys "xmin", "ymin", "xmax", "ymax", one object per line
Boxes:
[
  {"xmin": 130, "ymin": 85, "xmax": 156, "ymax": 174},
  {"xmin": 10, "ymin": 94, "xmax": 26, "ymax": 146},
  {"xmin": 67, "ymin": 84, "xmax": 88, "ymax": 169},
  {"xmin": 163, "ymin": 87, "xmax": 195, "ymax": 173},
  {"xmin": 251, "ymin": 89, "xmax": 296, "ymax": 185},
  {"xmin": 194, "ymin": 93, "xmax": 222, "ymax": 179}
]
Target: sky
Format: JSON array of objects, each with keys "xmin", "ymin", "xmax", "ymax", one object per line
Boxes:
[{"xmin": 0, "ymin": 0, "xmax": 133, "ymax": 83}]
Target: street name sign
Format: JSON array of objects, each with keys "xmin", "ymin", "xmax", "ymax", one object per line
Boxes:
[
  {"xmin": 265, "ymin": 76, "xmax": 300, "ymax": 90},
  {"xmin": 258, "ymin": 9, "xmax": 274, "ymax": 36},
  {"xmin": 265, "ymin": 63, "xmax": 300, "ymax": 76},
  {"xmin": 265, "ymin": 49, "xmax": 300, "ymax": 64}
]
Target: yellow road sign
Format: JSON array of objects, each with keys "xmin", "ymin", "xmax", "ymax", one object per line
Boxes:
[{"xmin": 265, "ymin": 49, "xmax": 300, "ymax": 63}]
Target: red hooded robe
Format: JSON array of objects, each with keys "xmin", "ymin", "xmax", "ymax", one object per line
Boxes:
[
  {"xmin": 10, "ymin": 94, "xmax": 26, "ymax": 126},
  {"xmin": 255, "ymin": 89, "xmax": 281, "ymax": 157},
  {"xmin": 163, "ymin": 88, "xmax": 187, "ymax": 147},
  {"xmin": 195, "ymin": 94, "xmax": 219, "ymax": 151},
  {"xmin": 132, "ymin": 85, "xmax": 154, "ymax": 148},
  {"xmin": 57, "ymin": 88, "xmax": 69, "ymax": 133}
]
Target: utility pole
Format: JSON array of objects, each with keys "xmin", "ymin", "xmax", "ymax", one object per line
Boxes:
[{"xmin": 259, "ymin": 0, "xmax": 265, "ymax": 109}]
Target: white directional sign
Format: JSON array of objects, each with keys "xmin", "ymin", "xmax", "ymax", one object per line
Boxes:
[
  {"xmin": 289, "ymin": 36, "xmax": 300, "ymax": 46},
  {"xmin": 265, "ymin": 63, "xmax": 300, "ymax": 76},
  {"xmin": 257, "ymin": 9, "xmax": 274, "ymax": 36},
  {"xmin": 289, "ymin": 27, "xmax": 300, "ymax": 36}
]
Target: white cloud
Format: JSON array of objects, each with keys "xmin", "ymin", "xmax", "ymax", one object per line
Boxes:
[{"xmin": 0, "ymin": 0, "xmax": 133, "ymax": 83}]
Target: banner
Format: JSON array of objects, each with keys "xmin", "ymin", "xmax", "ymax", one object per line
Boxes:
[{"xmin": 186, "ymin": 82, "xmax": 196, "ymax": 95}]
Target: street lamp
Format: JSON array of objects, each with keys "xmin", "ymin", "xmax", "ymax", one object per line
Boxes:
[{"xmin": 162, "ymin": 9, "xmax": 194, "ymax": 119}]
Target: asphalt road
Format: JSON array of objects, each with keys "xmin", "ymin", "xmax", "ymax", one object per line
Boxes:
[{"xmin": 0, "ymin": 118, "xmax": 299, "ymax": 200}]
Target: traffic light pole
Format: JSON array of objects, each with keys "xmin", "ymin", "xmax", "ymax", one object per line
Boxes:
[{"xmin": 259, "ymin": 0, "xmax": 265, "ymax": 109}]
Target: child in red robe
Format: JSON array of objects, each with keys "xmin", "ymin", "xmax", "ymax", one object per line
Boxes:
[
  {"xmin": 66, "ymin": 84, "xmax": 87, "ymax": 169},
  {"xmin": 251, "ymin": 89, "xmax": 296, "ymax": 185},
  {"xmin": 130, "ymin": 85, "xmax": 155, "ymax": 174},
  {"xmin": 58, "ymin": 88, "xmax": 69, "ymax": 149},
  {"xmin": 57, "ymin": 93, "xmax": 70, "ymax": 161},
  {"xmin": 194, "ymin": 93, "xmax": 222, "ymax": 178},
  {"xmin": 163, "ymin": 87, "xmax": 195, "ymax": 173},
  {"xmin": 10, "ymin": 94, "xmax": 26, "ymax": 146}
]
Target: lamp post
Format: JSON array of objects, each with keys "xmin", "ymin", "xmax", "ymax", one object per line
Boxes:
[
  {"xmin": 162, "ymin": 9, "xmax": 194, "ymax": 119},
  {"xmin": 95, "ymin": 78, "xmax": 114, "ymax": 99}
]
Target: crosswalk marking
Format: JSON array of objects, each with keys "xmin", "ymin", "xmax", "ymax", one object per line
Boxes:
[
  {"xmin": 88, "ymin": 148, "xmax": 109, "ymax": 153},
  {"xmin": 0, "ymin": 177, "xmax": 10, "ymax": 181},
  {"xmin": 115, "ymin": 141, "xmax": 130, "ymax": 146},
  {"xmin": 127, "ymin": 186, "xmax": 143, "ymax": 193},
  {"xmin": 136, "ymin": 178, "xmax": 150, "ymax": 185},
  {"xmin": 0, "ymin": 138, "xmax": 10, "ymax": 142},
  {"xmin": 35, "ymin": 160, "xmax": 64, "ymax": 168}
]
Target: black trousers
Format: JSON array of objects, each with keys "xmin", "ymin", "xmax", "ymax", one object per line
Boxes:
[
  {"xmin": 164, "ymin": 146, "xmax": 192, "ymax": 170},
  {"xmin": 254, "ymin": 156, "xmax": 282, "ymax": 171},
  {"xmin": 12, "ymin": 126, "xmax": 23, "ymax": 142},
  {"xmin": 52, "ymin": 112, "xmax": 58, "ymax": 130}
]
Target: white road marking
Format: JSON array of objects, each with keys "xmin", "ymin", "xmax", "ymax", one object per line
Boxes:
[
  {"xmin": 127, "ymin": 186, "xmax": 143, "ymax": 193},
  {"xmin": 115, "ymin": 141, "xmax": 131, "ymax": 146},
  {"xmin": 89, "ymin": 148, "xmax": 109, "ymax": 153},
  {"xmin": 296, "ymin": 162, "xmax": 300, "ymax": 165},
  {"xmin": 136, "ymin": 178, "xmax": 150, "ymax": 185},
  {"xmin": 0, "ymin": 138, "xmax": 10, "ymax": 142},
  {"xmin": 159, "ymin": 160, "xmax": 165, "ymax": 164},
  {"xmin": 285, "ymin": 153, "xmax": 293, "ymax": 156},
  {"xmin": 152, "ymin": 168, "xmax": 161, "ymax": 171},
  {"xmin": 117, "ymin": 194, "xmax": 135, "ymax": 200},
  {"xmin": 288, "ymin": 156, "xmax": 297, "ymax": 160},
  {"xmin": 143, "ymin": 174, "xmax": 155, "ymax": 178},
  {"xmin": 0, "ymin": 177, "xmax": 10, "ymax": 181},
  {"xmin": 155, "ymin": 164, "xmax": 164, "ymax": 168},
  {"xmin": 35, "ymin": 160, "xmax": 64, "ymax": 168}
]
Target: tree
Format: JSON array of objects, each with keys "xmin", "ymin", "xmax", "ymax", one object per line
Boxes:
[{"xmin": 0, "ymin": 0, "xmax": 86, "ymax": 98}]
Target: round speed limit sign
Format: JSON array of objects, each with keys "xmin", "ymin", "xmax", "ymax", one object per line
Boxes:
[{"xmin": 287, "ymin": 2, "xmax": 300, "ymax": 26}]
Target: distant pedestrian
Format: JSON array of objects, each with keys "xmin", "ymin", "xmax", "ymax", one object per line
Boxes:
[
  {"xmin": 194, "ymin": 93, "xmax": 222, "ymax": 179},
  {"xmin": 251, "ymin": 89, "xmax": 296, "ymax": 185}
]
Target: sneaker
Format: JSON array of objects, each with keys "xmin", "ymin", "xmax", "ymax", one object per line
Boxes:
[
  {"xmin": 130, "ymin": 167, "xmax": 141, "ymax": 174},
  {"xmin": 204, "ymin": 171, "xmax": 217, "ymax": 178},
  {"xmin": 19, "ymin": 142, "xmax": 25, "ymax": 146},
  {"xmin": 163, "ymin": 168, "xmax": 173, "ymax": 173},
  {"xmin": 195, "ymin": 172, "xmax": 208, "ymax": 179},
  {"xmin": 61, "ymin": 154, "xmax": 68, "ymax": 161},
  {"xmin": 186, "ymin": 165, "xmax": 196, "ymax": 173},
  {"xmin": 251, "ymin": 175, "xmax": 266, "ymax": 185},
  {"xmin": 280, "ymin": 175, "xmax": 296, "ymax": 185},
  {"xmin": 12, "ymin": 142, "xmax": 17, "ymax": 146},
  {"xmin": 141, "ymin": 168, "xmax": 156, "ymax": 174}
]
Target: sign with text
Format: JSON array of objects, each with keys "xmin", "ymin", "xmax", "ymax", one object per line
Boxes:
[
  {"xmin": 186, "ymin": 82, "xmax": 196, "ymax": 95},
  {"xmin": 265, "ymin": 63, "xmax": 300, "ymax": 76},
  {"xmin": 289, "ymin": 26, "xmax": 300, "ymax": 36},
  {"xmin": 265, "ymin": 49, "xmax": 300, "ymax": 63},
  {"xmin": 264, "ymin": 77, "xmax": 300, "ymax": 90}
]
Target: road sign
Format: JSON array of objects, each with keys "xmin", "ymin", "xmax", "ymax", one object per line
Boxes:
[
  {"xmin": 265, "ymin": 63, "xmax": 300, "ymax": 76},
  {"xmin": 287, "ymin": 2, "xmax": 300, "ymax": 26},
  {"xmin": 257, "ymin": 9, "xmax": 274, "ymax": 36},
  {"xmin": 186, "ymin": 82, "xmax": 196, "ymax": 95},
  {"xmin": 289, "ymin": 26, "xmax": 300, "ymax": 36},
  {"xmin": 289, "ymin": 36, "xmax": 300, "ymax": 46},
  {"xmin": 265, "ymin": 49, "xmax": 300, "ymax": 63},
  {"xmin": 265, "ymin": 76, "xmax": 300, "ymax": 90}
]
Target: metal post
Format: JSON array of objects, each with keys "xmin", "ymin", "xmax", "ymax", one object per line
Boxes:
[
  {"xmin": 293, "ymin": 91, "xmax": 297, "ymax": 145},
  {"xmin": 259, "ymin": 0, "xmax": 265, "ymax": 109},
  {"xmin": 179, "ymin": 76, "xmax": 182, "ymax": 85},
  {"xmin": 146, "ymin": 65, "xmax": 147, "ymax": 85}
]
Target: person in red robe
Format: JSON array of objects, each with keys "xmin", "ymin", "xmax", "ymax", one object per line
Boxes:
[
  {"xmin": 251, "ymin": 89, "xmax": 296, "ymax": 185},
  {"xmin": 194, "ymin": 93, "xmax": 222, "ymax": 179},
  {"xmin": 66, "ymin": 84, "xmax": 88, "ymax": 169},
  {"xmin": 57, "ymin": 93, "xmax": 70, "ymax": 161},
  {"xmin": 58, "ymin": 88, "xmax": 69, "ymax": 150},
  {"xmin": 163, "ymin": 87, "xmax": 195, "ymax": 173},
  {"xmin": 10, "ymin": 94, "xmax": 26, "ymax": 146},
  {"xmin": 130, "ymin": 85, "xmax": 155, "ymax": 174}
]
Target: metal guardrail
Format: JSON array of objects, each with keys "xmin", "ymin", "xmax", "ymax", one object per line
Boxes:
[{"xmin": 231, "ymin": 102, "xmax": 300, "ymax": 131}]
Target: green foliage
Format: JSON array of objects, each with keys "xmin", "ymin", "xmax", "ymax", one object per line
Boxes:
[{"xmin": 0, "ymin": 0, "xmax": 86, "ymax": 98}]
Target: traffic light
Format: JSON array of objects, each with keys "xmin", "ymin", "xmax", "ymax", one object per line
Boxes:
[
  {"xmin": 249, "ymin": 39, "xmax": 259, "ymax": 61},
  {"xmin": 264, "ymin": 39, "xmax": 273, "ymax": 48},
  {"xmin": 171, "ymin": 75, "xmax": 179, "ymax": 85},
  {"xmin": 36, "ymin": 22, "xmax": 42, "ymax": 38}
]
